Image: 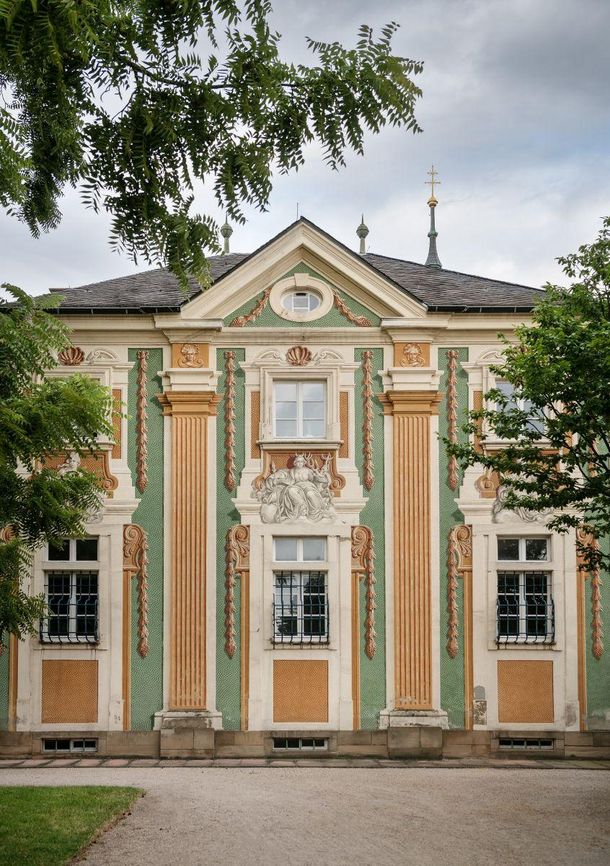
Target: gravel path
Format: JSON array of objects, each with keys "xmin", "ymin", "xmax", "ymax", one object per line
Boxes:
[{"xmin": 2, "ymin": 766, "xmax": 609, "ymax": 866}]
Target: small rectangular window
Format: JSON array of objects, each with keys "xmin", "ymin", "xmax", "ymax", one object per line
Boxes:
[
  {"xmin": 48, "ymin": 539, "xmax": 70, "ymax": 561},
  {"xmin": 497, "ymin": 537, "xmax": 548, "ymax": 562},
  {"xmin": 273, "ymin": 537, "xmax": 326, "ymax": 562}
]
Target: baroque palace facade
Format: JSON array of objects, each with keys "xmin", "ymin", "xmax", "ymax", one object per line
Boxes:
[{"xmin": 1, "ymin": 216, "xmax": 608, "ymax": 759}]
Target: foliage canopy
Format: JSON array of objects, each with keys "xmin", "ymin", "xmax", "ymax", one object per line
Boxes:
[
  {"xmin": 0, "ymin": 286, "xmax": 112, "ymax": 643},
  {"xmin": 448, "ymin": 217, "xmax": 610, "ymax": 572},
  {"xmin": 0, "ymin": 0, "xmax": 423, "ymax": 287}
]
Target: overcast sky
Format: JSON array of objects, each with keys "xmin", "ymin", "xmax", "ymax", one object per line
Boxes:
[{"xmin": 2, "ymin": 0, "xmax": 609, "ymax": 295}]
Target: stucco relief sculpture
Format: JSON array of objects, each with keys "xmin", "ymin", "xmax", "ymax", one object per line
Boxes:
[
  {"xmin": 254, "ymin": 453, "xmax": 337, "ymax": 523},
  {"xmin": 492, "ymin": 484, "xmax": 553, "ymax": 523},
  {"xmin": 400, "ymin": 342, "xmax": 426, "ymax": 367},
  {"xmin": 58, "ymin": 346, "xmax": 85, "ymax": 366},
  {"xmin": 177, "ymin": 343, "xmax": 205, "ymax": 368}
]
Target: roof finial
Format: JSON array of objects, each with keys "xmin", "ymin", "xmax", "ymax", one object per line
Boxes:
[
  {"xmin": 424, "ymin": 165, "xmax": 442, "ymax": 269},
  {"xmin": 356, "ymin": 213, "xmax": 369, "ymax": 255},
  {"xmin": 220, "ymin": 214, "xmax": 233, "ymax": 254}
]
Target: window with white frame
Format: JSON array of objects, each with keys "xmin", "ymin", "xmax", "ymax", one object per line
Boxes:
[
  {"xmin": 40, "ymin": 538, "xmax": 99, "ymax": 644},
  {"xmin": 281, "ymin": 290, "xmax": 321, "ymax": 313},
  {"xmin": 273, "ymin": 537, "xmax": 328, "ymax": 644},
  {"xmin": 495, "ymin": 380, "xmax": 546, "ymax": 436},
  {"xmin": 273, "ymin": 381, "xmax": 326, "ymax": 438},
  {"xmin": 496, "ymin": 536, "xmax": 554, "ymax": 644}
]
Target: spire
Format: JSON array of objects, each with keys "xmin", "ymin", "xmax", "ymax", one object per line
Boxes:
[
  {"xmin": 356, "ymin": 213, "xmax": 369, "ymax": 255},
  {"xmin": 424, "ymin": 165, "xmax": 442, "ymax": 269},
  {"xmin": 220, "ymin": 214, "xmax": 233, "ymax": 254}
]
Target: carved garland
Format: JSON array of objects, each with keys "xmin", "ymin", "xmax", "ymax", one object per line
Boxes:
[
  {"xmin": 224, "ymin": 351, "xmax": 236, "ymax": 491},
  {"xmin": 351, "ymin": 525, "xmax": 376, "ymax": 659},
  {"xmin": 333, "ymin": 290, "xmax": 372, "ymax": 327},
  {"xmin": 230, "ymin": 288, "xmax": 271, "ymax": 327},
  {"xmin": 224, "ymin": 525, "xmax": 250, "ymax": 658},
  {"xmin": 446, "ymin": 350, "xmax": 459, "ymax": 490},
  {"xmin": 123, "ymin": 524, "xmax": 149, "ymax": 658},
  {"xmin": 446, "ymin": 524, "xmax": 472, "ymax": 658},
  {"xmin": 362, "ymin": 351, "xmax": 375, "ymax": 490},
  {"xmin": 577, "ymin": 528, "xmax": 604, "ymax": 660},
  {"xmin": 136, "ymin": 350, "xmax": 149, "ymax": 493}
]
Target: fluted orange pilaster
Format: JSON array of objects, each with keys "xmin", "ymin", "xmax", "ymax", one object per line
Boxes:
[
  {"xmin": 383, "ymin": 391, "xmax": 441, "ymax": 710},
  {"xmin": 159, "ymin": 390, "xmax": 220, "ymax": 710}
]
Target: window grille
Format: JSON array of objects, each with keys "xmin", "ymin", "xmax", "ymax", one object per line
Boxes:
[
  {"xmin": 498, "ymin": 738, "xmax": 554, "ymax": 750},
  {"xmin": 40, "ymin": 538, "xmax": 99, "ymax": 644},
  {"xmin": 272, "ymin": 737, "xmax": 328, "ymax": 751},
  {"xmin": 273, "ymin": 570, "xmax": 328, "ymax": 644},
  {"xmin": 43, "ymin": 738, "xmax": 98, "ymax": 753},
  {"xmin": 496, "ymin": 571, "xmax": 554, "ymax": 644}
]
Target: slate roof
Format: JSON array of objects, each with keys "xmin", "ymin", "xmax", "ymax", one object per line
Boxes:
[{"xmin": 51, "ymin": 217, "xmax": 544, "ymax": 315}]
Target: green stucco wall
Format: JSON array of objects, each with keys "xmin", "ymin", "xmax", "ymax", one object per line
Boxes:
[
  {"xmin": 585, "ymin": 535, "xmax": 610, "ymax": 727},
  {"xmin": 438, "ymin": 347, "xmax": 469, "ymax": 728},
  {"xmin": 224, "ymin": 264, "xmax": 380, "ymax": 328},
  {"xmin": 215, "ymin": 348, "xmax": 246, "ymax": 730},
  {"xmin": 354, "ymin": 348, "xmax": 386, "ymax": 728},
  {"xmin": 127, "ymin": 348, "xmax": 164, "ymax": 730},
  {"xmin": 0, "ymin": 642, "xmax": 9, "ymax": 730}
]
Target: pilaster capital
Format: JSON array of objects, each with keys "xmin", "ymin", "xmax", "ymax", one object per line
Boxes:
[
  {"xmin": 380, "ymin": 390, "xmax": 442, "ymax": 416},
  {"xmin": 157, "ymin": 390, "xmax": 221, "ymax": 417}
]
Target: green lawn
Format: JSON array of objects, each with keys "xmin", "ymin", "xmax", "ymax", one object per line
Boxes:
[{"xmin": 0, "ymin": 786, "xmax": 142, "ymax": 866}]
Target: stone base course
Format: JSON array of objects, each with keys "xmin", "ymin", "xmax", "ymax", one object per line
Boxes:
[{"xmin": 2, "ymin": 728, "xmax": 610, "ymax": 760}]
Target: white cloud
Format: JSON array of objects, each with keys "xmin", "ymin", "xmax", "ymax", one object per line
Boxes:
[{"xmin": 1, "ymin": 0, "xmax": 608, "ymax": 294}]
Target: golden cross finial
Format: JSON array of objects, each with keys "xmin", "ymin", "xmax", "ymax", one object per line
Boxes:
[{"xmin": 425, "ymin": 165, "xmax": 441, "ymax": 201}]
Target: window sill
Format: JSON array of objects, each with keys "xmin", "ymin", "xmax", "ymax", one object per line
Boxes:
[
  {"xmin": 266, "ymin": 643, "xmax": 336, "ymax": 652},
  {"xmin": 488, "ymin": 641, "xmax": 560, "ymax": 652},
  {"xmin": 35, "ymin": 642, "xmax": 106, "ymax": 652}
]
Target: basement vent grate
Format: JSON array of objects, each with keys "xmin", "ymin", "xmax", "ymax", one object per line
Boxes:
[
  {"xmin": 43, "ymin": 738, "xmax": 98, "ymax": 754},
  {"xmin": 498, "ymin": 738, "xmax": 554, "ymax": 750},
  {"xmin": 272, "ymin": 737, "xmax": 328, "ymax": 751}
]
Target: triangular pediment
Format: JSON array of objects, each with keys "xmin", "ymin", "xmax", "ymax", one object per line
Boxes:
[{"xmin": 173, "ymin": 219, "xmax": 427, "ymax": 325}]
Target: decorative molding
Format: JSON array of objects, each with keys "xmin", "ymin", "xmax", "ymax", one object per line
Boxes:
[
  {"xmin": 158, "ymin": 390, "xmax": 220, "ymax": 417},
  {"xmin": 136, "ymin": 350, "xmax": 149, "ymax": 493},
  {"xmin": 339, "ymin": 391, "xmax": 349, "ymax": 458},
  {"xmin": 333, "ymin": 290, "xmax": 371, "ymax": 327},
  {"xmin": 446, "ymin": 524, "xmax": 472, "ymax": 659},
  {"xmin": 351, "ymin": 526, "xmax": 376, "ymax": 659},
  {"xmin": 362, "ymin": 351, "xmax": 375, "ymax": 491},
  {"xmin": 230, "ymin": 288, "xmax": 271, "ymax": 327},
  {"xmin": 473, "ymin": 390, "xmax": 483, "ymax": 453},
  {"xmin": 111, "ymin": 389, "xmax": 122, "ymax": 460},
  {"xmin": 58, "ymin": 346, "xmax": 84, "ymax": 366},
  {"xmin": 385, "ymin": 390, "xmax": 441, "ymax": 710},
  {"xmin": 286, "ymin": 345, "xmax": 312, "ymax": 366},
  {"xmin": 166, "ymin": 394, "xmax": 216, "ymax": 709},
  {"xmin": 400, "ymin": 343, "xmax": 426, "ymax": 367},
  {"xmin": 224, "ymin": 525, "xmax": 250, "ymax": 659},
  {"xmin": 224, "ymin": 351, "xmax": 237, "ymax": 491},
  {"xmin": 475, "ymin": 467, "xmax": 499, "ymax": 499},
  {"xmin": 577, "ymin": 528, "xmax": 604, "ymax": 660},
  {"xmin": 250, "ymin": 391, "xmax": 261, "ymax": 458},
  {"xmin": 85, "ymin": 348, "xmax": 118, "ymax": 364},
  {"xmin": 177, "ymin": 343, "xmax": 205, "ymax": 368},
  {"xmin": 254, "ymin": 453, "xmax": 337, "ymax": 523},
  {"xmin": 446, "ymin": 350, "xmax": 459, "ymax": 490},
  {"xmin": 123, "ymin": 524, "xmax": 149, "ymax": 658}
]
